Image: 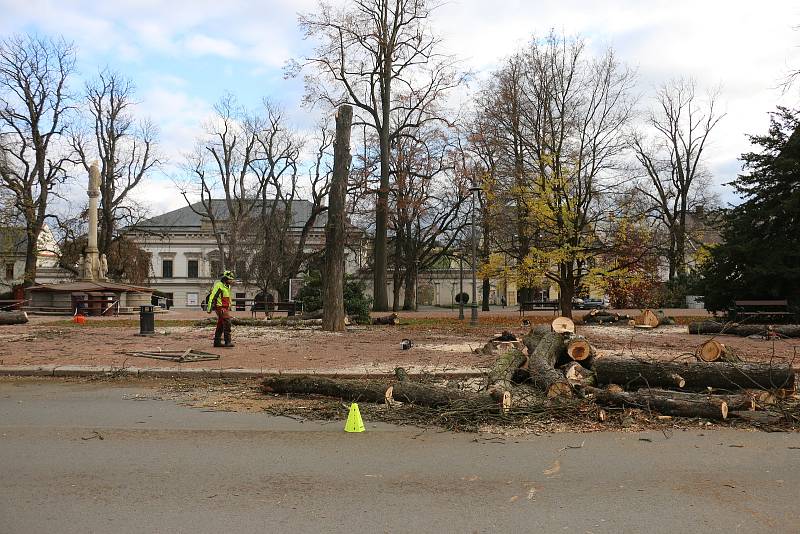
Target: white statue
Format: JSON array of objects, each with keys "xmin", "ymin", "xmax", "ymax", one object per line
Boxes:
[
  {"xmin": 100, "ymin": 253, "xmax": 108, "ymax": 280},
  {"xmin": 78, "ymin": 254, "xmax": 86, "ymax": 278},
  {"xmin": 83, "ymin": 254, "xmax": 93, "ymax": 280}
]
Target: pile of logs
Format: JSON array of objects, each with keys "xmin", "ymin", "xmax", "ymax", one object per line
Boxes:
[
  {"xmin": 260, "ymin": 316, "xmax": 797, "ymax": 426},
  {"xmin": 582, "ymin": 310, "xmax": 633, "ymax": 325}
]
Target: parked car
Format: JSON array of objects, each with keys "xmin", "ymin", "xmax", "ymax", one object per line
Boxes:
[{"xmin": 577, "ymin": 298, "xmax": 610, "ymax": 310}]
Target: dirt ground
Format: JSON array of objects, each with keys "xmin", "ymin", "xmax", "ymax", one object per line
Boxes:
[{"xmin": 1, "ymin": 308, "xmax": 799, "ymax": 371}]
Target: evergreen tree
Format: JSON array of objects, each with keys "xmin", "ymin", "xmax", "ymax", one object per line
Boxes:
[{"xmin": 700, "ymin": 107, "xmax": 800, "ymax": 312}]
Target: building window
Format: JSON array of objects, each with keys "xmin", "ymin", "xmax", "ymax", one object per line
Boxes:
[
  {"xmin": 5, "ymin": 262, "xmax": 14, "ymax": 280},
  {"xmin": 162, "ymin": 259, "xmax": 173, "ymax": 278},
  {"xmin": 187, "ymin": 260, "xmax": 199, "ymax": 278}
]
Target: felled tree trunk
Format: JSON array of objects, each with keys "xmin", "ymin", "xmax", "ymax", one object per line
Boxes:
[
  {"xmin": 583, "ymin": 310, "xmax": 632, "ymax": 325},
  {"xmin": 486, "ymin": 349, "xmax": 527, "ymax": 392},
  {"xmin": 583, "ymin": 386, "xmax": 729, "ymax": 420},
  {"xmin": 527, "ymin": 332, "xmax": 573, "ymax": 398},
  {"xmin": 688, "ymin": 322, "xmax": 800, "ymax": 338},
  {"xmin": 521, "ymin": 325, "xmax": 552, "ymax": 354},
  {"xmin": 593, "ymin": 357, "xmax": 796, "ymax": 392},
  {"xmin": 0, "ymin": 311, "xmax": 28, "ymax": 325},
  {"xmin": 262, "ymin": 375, "xmax": 503, "ymax": 409}
]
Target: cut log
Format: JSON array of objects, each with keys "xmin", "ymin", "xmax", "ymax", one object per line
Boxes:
[
  {"xmin": 688, "ymin": 322, "xmax": 800, "ymax": 338},
  {"xmin": 635, "ymin": 309, "xmax": 675, "ymax": 328},
  {"xmin": 583, "ymin": 386, "xmax": 729, "ymax": 420},
  {"xmin": 637, "ymin": 388, "xmax": 755, "ymax": 411},
  {"xmin": 0, "ymin": 311, "xmax": 28, "ymax": 325},
  {"xmin": 562, "ymin": 361, "xmax": 596, "ymax": 387},
  {"xmin": 552, "ymin": 316, "xmax": 575, "ymax": 333},
  {"xmin": 394, "ymin": 367, "xmax": 409, "ymax": 382},
  {"xmin": 527, "ymin": 332, "xmax": 573, "ymax": 398},
  {"xmin": 486, "ymin": 349, "xmax": 527, "ymax": 392},
  {"xmin": 593, "ymin": 357, "xmax": 796, "ymax": 392},
  {"xmin": 696, "ymin": 339, "xmax": 741, "ymax": 363},
  {"xmin": 262, "ymin": 375, "xmax": 504, "ymax": 409},
  {"xmin": 565, "ymin": 334, "xmax": 595, "ymax": 368},
  {"xmin": 372, "ymin": 313, "xmax": 400, "ymax": 325},
  {"xmin": 605, "ymin": 384, "xmax": 624, "ymax": 394},
  {"xmin": 637, "ymin": 309, "xmax": 660, "ymax": 328}
]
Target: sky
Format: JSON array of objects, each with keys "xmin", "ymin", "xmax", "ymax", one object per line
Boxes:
[{"xmin": 1, "ymin": 0, "xmax": 799, "ymax": 216}]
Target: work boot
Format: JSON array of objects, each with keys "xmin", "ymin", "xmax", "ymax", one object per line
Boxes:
[
  {"xmin": 213, "ymin": 336, "xmax": 223, "ymax": 348},
  {"xmin": 223, "ymin": 334, "xmax": 234, "ymax": 348}
]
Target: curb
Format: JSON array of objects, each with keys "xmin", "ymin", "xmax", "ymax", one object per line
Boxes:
[{"xmin": 0, "ymin": 365, "xmax": 487, "ymax": 380}]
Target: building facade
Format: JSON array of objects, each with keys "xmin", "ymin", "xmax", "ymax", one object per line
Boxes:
[{"xmin": 126, "ymin": 200, "xmax": 366, "ymax": 309}]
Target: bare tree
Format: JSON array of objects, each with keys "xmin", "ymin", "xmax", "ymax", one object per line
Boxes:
[
  {"xmin": 248, "ymin": 103, "xmax": 332, "ymax": 298},
  {"xmin": 297, "ymin": 0, "xmax": 463, "ymax": 310},
  {"xmin": 0, "ymin": 35, "xmax": 75, "ymax": 285},
  {"xmin": 180, "ymin": 94, "xmax": 262, "ymax": 274},
  {"xmin": 631, "ymin": 79, "xmax": 723, "ymax": 280},
  {"xmin": 71, "ymin": 69, "xmax": 160, "ymax": 279},
  {"xmin": 389, "ymin": 122, "xmax": 468, "ymax": 310}
]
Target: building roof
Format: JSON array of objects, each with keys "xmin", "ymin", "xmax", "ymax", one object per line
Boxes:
[
  {"xmin": 130, "ymin": 200, "xmax": 328, "ymax": 232},
  {"xmin": 26, "ymin": 281, "xmax": 153, "ymax": 293}
]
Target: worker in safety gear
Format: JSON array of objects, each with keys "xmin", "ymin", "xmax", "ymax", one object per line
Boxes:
[{"xmin": 207, "ymin": 270, "xmax": 235, "ymax": 348}]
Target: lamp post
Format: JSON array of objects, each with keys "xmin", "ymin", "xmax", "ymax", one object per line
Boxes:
[
  {"xmin": 469, "ymin": 182, "xmax": 481, "ymax": 326},
  {"xmin": 458, "ymin": 254, "xmax": 464, "ymax": 320}
]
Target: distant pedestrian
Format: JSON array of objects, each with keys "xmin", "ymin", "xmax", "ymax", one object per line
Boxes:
[
  {"xmin": 501, "ymin": 296, "xmax": 507, "ymax": 308},
  {"xmin": 207, "ymin": 270, "xmax": 235, "ymax": 348}
]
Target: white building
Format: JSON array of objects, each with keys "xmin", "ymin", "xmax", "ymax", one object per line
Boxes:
[
  {"xmin": 0, "ymin": 224, "xmax": 70, "ymax": 292},
  {"xmin": 126, "ymin": 200, "xmax": 366, "ymax": 309}
]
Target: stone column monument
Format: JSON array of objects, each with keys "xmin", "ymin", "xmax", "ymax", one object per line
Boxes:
[{"xmin": 80, "ymin": 162, "xmax": 104, "ymax": 281}]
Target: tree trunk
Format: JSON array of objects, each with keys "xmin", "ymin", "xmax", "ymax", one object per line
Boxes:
[
  {"xmin": 527, "ymin": 332, "xmax": 573, "ymax": 398},
  {"xmin": 373, "ymin": 52, "xmax": 392, "ymax": 313},
  {"xmin": 486, "ymin": 349, "xmax": 527, "ymax": 392},
  {"xmin": 402, "ymin": 265, "xmax": 416, "ymax": 311},
  {"xmin": 322, "ymin": 105, "xmax": 352, "ymax": 332},
  {"xmin": 261, "ymin": 375, "xmax": 503, "ymax": 409},
  {"xmin": 583, "ymin": 386, "xmax": 729, "ymax": 420},
  {"xmin": 23, "ymin": 224, "xmax": 41, "ymax": 286},
  {"xmin": 0, "ymin": 311, "xmax": 29, "ymax": 325},
  {"xmin": 593, "ymin": 357, "xmax": 796, "ymax": 392},
  {"xmin": 688, "ymin": 322, "xmax": 800, "ymax": 338},
  {"xmin": 558, "ymin": 268, "xmax": 574, "ymax": 319},
  {"xmin": 482, "ymin": 278, "xmax": 490, "ymax": 311}
]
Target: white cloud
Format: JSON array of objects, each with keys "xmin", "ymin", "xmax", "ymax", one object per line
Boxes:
[{"xmin": 183, "ymin": 34, "xmax": 240, "ymax": 58}]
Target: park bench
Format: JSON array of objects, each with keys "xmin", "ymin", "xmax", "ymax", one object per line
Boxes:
[
  {"xmin": 250, "ymin": 299, "xmax": 299, "ymax": 318},
  {"xmin": 519, "ymin": 301, "xmax": 559, "ymax": 317},
  {"xmin": 730, "ymin": 299, "xmax": 794, "ymax": 323}
]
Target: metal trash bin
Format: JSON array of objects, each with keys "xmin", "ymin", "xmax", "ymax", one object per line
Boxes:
[{"xmin": 139, "ymin": 305, "xmax": 155, "ymax": 335}]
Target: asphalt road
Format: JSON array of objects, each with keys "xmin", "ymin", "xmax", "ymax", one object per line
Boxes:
[{"xmin": 1, "ymin": 381, "xmax": 799, "ymax": 534}]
